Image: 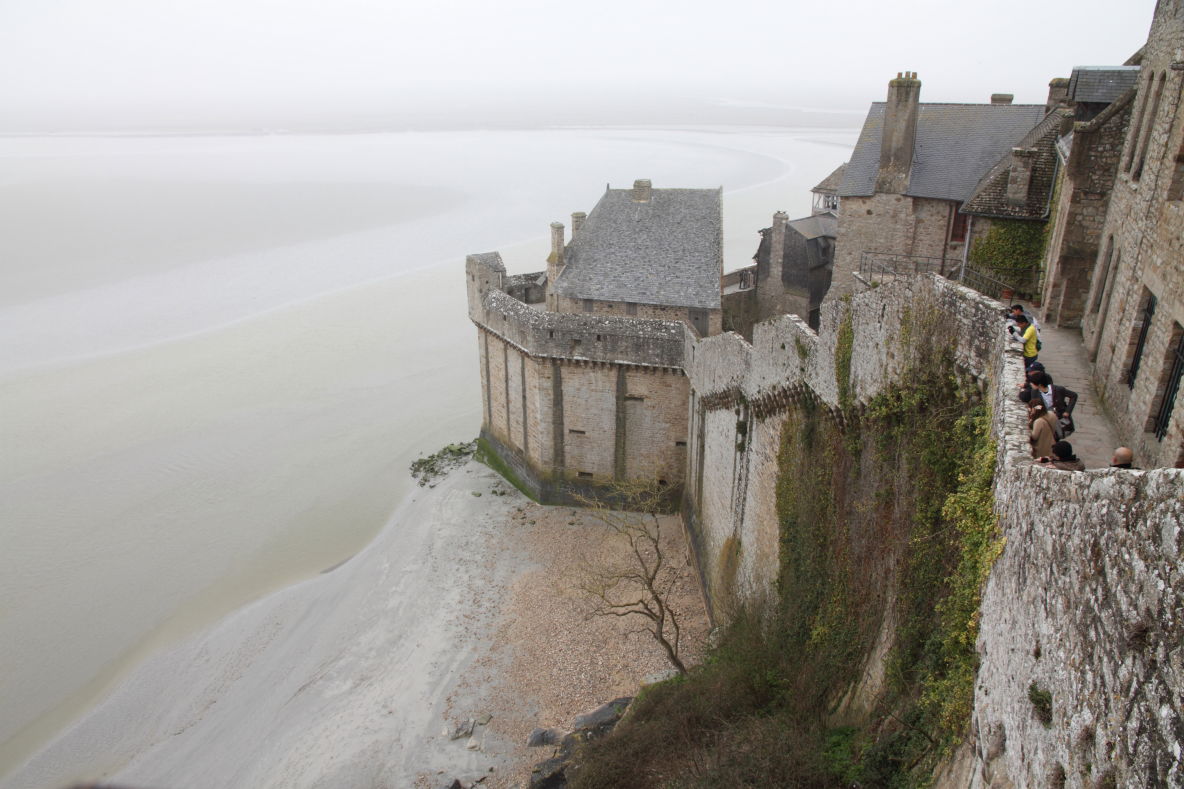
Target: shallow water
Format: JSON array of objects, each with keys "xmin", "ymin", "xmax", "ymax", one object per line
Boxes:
[{"xmin": 0, "ymin": 125, "xmax": 856, "ymax": 776}]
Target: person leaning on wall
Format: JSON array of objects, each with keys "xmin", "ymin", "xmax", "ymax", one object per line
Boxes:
[
  {"xmin": 1036, "ymin": 440, "xmax": 1085, "ymax": 471},
  {"xmin": 1007, "ymin": 314, "xmax": 1040, "ymax": 369}
]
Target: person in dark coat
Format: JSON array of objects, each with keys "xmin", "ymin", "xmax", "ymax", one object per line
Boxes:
[
  {"xmin": 1029, "ymin": 372, "xmax": 1078, "ymax": 435},
  {"xmin": 1037, "ymin": 441, "xmax": 1086, "ymax": 471}
]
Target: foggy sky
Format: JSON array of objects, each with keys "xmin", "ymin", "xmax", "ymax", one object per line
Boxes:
[{"xmin": 0, "ymin": 0, "xmax": 1157, "ymax": 132}]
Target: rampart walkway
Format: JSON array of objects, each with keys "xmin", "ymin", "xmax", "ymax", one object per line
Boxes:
[{"xmin": 1026, "ymin": 316, "xmax": 1119, "ymax": 468}]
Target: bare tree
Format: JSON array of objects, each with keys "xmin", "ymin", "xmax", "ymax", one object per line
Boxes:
[{"xmin": 575, "ymin": 484, "xmax": 690, "ymax": 675}]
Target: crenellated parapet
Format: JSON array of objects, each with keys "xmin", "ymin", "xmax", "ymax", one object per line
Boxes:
[
  {"xmin": 465, "ymin": 251, "xmax": 691, "ymax": 505},
  {"xmin": 467, "ymin": 252, "xmax": 686, "ymax": 371}
]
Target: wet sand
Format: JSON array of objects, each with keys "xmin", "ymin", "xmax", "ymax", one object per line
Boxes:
[{"xmin": 3, "ymin": 462, "xmax": 708, "ymax": 789}]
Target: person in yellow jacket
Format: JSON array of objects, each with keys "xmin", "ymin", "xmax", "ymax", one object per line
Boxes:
[{"xmin": 1009, "ymin": 314, "xmax": 1039, "ymax": 368}]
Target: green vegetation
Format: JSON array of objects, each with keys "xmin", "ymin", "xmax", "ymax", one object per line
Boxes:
[
  {"xmin": 1028, "ymin": 682, "xmax": 1053, "ymax": 727},
  {"xmin": 409, "ymin": 440, "xmax": 477, "ymax": 486},
  {"xmin": 834, "ymin": 310, "xmax": 855, "ymax": 408},
  {"xmin": 569, "ymin": 308, "xmax": 1001, "ymax": 788},
  {"xmin": 473, "ymin": 437, "xmax": 537, "ymax": 500},
  {"xmin": 968, "ymin": 219, "xmax": 1047, "ymax": 293}
]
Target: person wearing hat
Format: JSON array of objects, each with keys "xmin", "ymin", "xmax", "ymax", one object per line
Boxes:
[{"xmin": 1037, "ymin": 441, "xmax": 1085, "ymax": 471}]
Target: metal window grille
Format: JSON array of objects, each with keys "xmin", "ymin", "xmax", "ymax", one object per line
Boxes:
[
  {"xmin": 1153, "ymin": 331, "xmax": 1183, "ymax": 441},
  {"xmin": 1127, "ymin": 294, "xmax": 1157, "ymax": 388}
]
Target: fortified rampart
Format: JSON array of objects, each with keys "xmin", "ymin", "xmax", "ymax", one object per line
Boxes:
[
  {"xmin": 467, "ymin": 252, "xmax": 689, "ymax": 503},
  {"xmin": 683, "ymin": 275, "xmax": 1001, "ymax": 608},
  {"xmin": 679, "ymin": 273, "xmax": 1183, "ymax": 787}
]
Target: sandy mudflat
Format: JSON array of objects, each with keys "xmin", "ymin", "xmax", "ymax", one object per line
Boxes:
[{"xmin": 3, "ymin": 462, "xmax": 708, "ymax": 789}]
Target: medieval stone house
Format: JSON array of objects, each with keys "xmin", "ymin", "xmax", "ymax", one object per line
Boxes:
[
  {"xmin": 466, "ymin": 180, "xmax": 721, "ymax": 502},
  {"xmin": 546, "ymin": 179, "xmax": 723, "ymax": 337},
  {"xmin": 720, "ymin": 210, "xmax": 837, "ymax": 337},
  {"xmin": 1039, "ymin": 66, "xmax": 1139, "ymax": 327},
  {"xmin": 1079, "ymin": 1, "xmax": 1184, "ymax": 469},
  {"xmin": 828, "ymin": 73, "xmax": 1049, "ymax": 297}
]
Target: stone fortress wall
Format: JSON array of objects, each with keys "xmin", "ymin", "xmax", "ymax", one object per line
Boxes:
[
  {"xmin": 467, "ymin": 252, "xmax": 689, "ymax": 503},
  {"xmin": 678, "ymin": 273, "xmax": 1182, "ymax": 787}
]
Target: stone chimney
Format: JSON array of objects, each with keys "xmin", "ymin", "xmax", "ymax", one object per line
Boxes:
[
  {"xmin": 875, "ymin": 72, "xmax": 921, "ymax": 194},
  {"xmin": 991, "ymin": 93, "xmax": 1014, "ymax": 105},
  {"xmin": 1006, "ymin": 148, "xmax": 1036, "ymax": 206},
  {"xmin": 767, "ymin": 211, "xmax": 789, "ymax": 285},
  {"xmin": 571, "ymin": 211, "xmax": 586, "ymax": 237},
  {"xmin": 1046, "ymin": 78, "xmax": 1071, "ymax": 113},
  {"xmin": 631, "ymin": 179, "xmax": 652, "ymax": 202},
  {"xmin": 547, "ymin": 221, "xmax": 565, "ymax": 288}
]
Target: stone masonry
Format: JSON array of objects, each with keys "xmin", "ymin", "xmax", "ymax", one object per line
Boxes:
[
  {"xmin": 468, "ymin": 252, "xmax": 689, "ymax": 503},
  {"xmin": 1080, "ymin": 2, "xmax": 1184, "ymax": 470},
  {"xmin": 680, "ymin": 273, "xmax": 1182, "ymax": 786}
]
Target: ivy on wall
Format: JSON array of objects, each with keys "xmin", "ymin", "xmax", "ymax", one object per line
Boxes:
[
  {"xmin": 969, "ymin": 219, "xmax": 1047, "ymax": 292},
  {"xmin": 568, "ymin": 306, "xmax": 1003, "ymax": 788}
]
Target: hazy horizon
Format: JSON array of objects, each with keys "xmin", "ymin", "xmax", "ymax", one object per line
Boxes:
[{"xmin": 0, "ymin": 0, "xmax": 1156, "ymax": 134}]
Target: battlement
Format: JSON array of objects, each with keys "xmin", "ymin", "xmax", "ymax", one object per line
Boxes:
[{"xmin": 467, "ymin": 252, "xmax": 687, "ymax": 370}]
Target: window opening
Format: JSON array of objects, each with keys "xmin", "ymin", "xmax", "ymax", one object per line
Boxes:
[
  {"xmin": 950, "ymin": 210, "xmax": 969, "ymax": 243},
  {"xmin": 1127, "ymin": 292, "xmax": 1157, "ymax": 388},
  {"xmin": 1091, "ymin": 237, "xmax": 1115, "ymax": 313},
  {"xmin": 1133, "ymin": 72, "xmax": 1167, "ymax": 181},
  {"xmin": 1151, "ymin": 323, "xmax": 1183, "ymax": 440}
]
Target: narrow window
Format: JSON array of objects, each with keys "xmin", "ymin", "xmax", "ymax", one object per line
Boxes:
[
  {"xmin": 1150, "ymin": 323, "xmax": 1184, "ymax": 440},
  {"xmin": 950, "ymin": 210, "xmax": 969, "ymax": 243},
  {"xmin": 624, "ymin": 394, "xmax": 645, "ymax": 402},
  {"xmin": 577, "ymin": 471, "xmax": 593, "ymax": 478},
  {"xmin": 1167, "ymin": 124, "xmax": 1184, "ymax": 200},
  {"xmin": 568, "ymin": 428, "xmax": 586, "ymax": 435},
  {"xmin": 1124, "ymin": 73, "xmax": 1153, "ymax": 173},
  {"xmin": 1091, "ymin": 237, "xmax": 1115, "ymax": 313},
  {"xmin": 1126, "ymin": 291, "xmax": 1157, "ymax": 388},
  {"xmin": 675, "ymin": 440, "xmax": 687, "ymax": 447},
  {"xmin": 1133, "ymin": 72, "xmax": 1167, "ymax": 182}
]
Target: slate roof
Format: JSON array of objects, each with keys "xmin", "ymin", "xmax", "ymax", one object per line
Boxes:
[
  {"xmin": 962, "ymin": 108, "xmax": 1071, "ymax": 219},
  {"xmin": 838, "ymin": 102, "xmax": 1046, "ymax": 202},
  {"xmin": 553, "ymin": 185, "xmax": 722, "ymax": 310},
  {"xmin": 788, "ymin": 212, "xmax": 838, "ymax": 241},
  {"xmin": 1068, "ymin": 66, "xmax": 1140, "ymax": 104},
  {"xmin": 812, "ymin": 163, "xmax": 847, "ymax": 194}
]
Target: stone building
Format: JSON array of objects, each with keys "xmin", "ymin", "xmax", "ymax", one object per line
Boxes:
[
  {"xmin": 1080, "ymin": 2, "xmax": 1184, "ymax": 469},
  {"xmin": 810, "ymin": 163, "xmax": 845, "ymax": 214},
  {"xmin": 829, "ymin": 73, "xmax": 1048, "ymax": 298},
  {"xmin": 1039, "ymin": 66, "xmax": 1139, "ymax": 327},
  {"xmin": 547, "ymin": 179, "xmax": 723, "ymax": 338},
  {"xmin": 466, "ymin": 180, "xmax": 722, "ymax": 503},
  {"xmin": 721, "ymin": 210, "xmax": 837, "ymax": 337}
]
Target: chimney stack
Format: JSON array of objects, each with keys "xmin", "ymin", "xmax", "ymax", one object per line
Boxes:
[
  {"xmin": 632, "ymin": 179, "xmax": 653, "ymax": 202},
  {"xmin": 1006, "ymin": 148, "xmax": 1036, "ymax": 206},
  {"xmin": 571, "ymin": 211, "xmax": 586, "ymax": 237},
  {"xmin": 875, "ymin": 72, "xmax": 921, "ymax": 194},
  {"xmin": 1046, "ymin": 78, "xmax": 1071, "ymax": 113},
  {"xmin": 768, "ymin": 211, "xmax": 789, "ymax": 285},
  {"xmin": 549, "ymin": 222, "xmax": 565, "ymax": 266},
  {"xmin": 991, "ymin": 93, "xmax": 1014, "ymax": 105}
]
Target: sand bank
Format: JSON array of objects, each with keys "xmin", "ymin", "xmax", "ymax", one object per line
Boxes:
[{"xmin": 3, "ymin": 462, "xmax": 708, "ymax": 789}]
